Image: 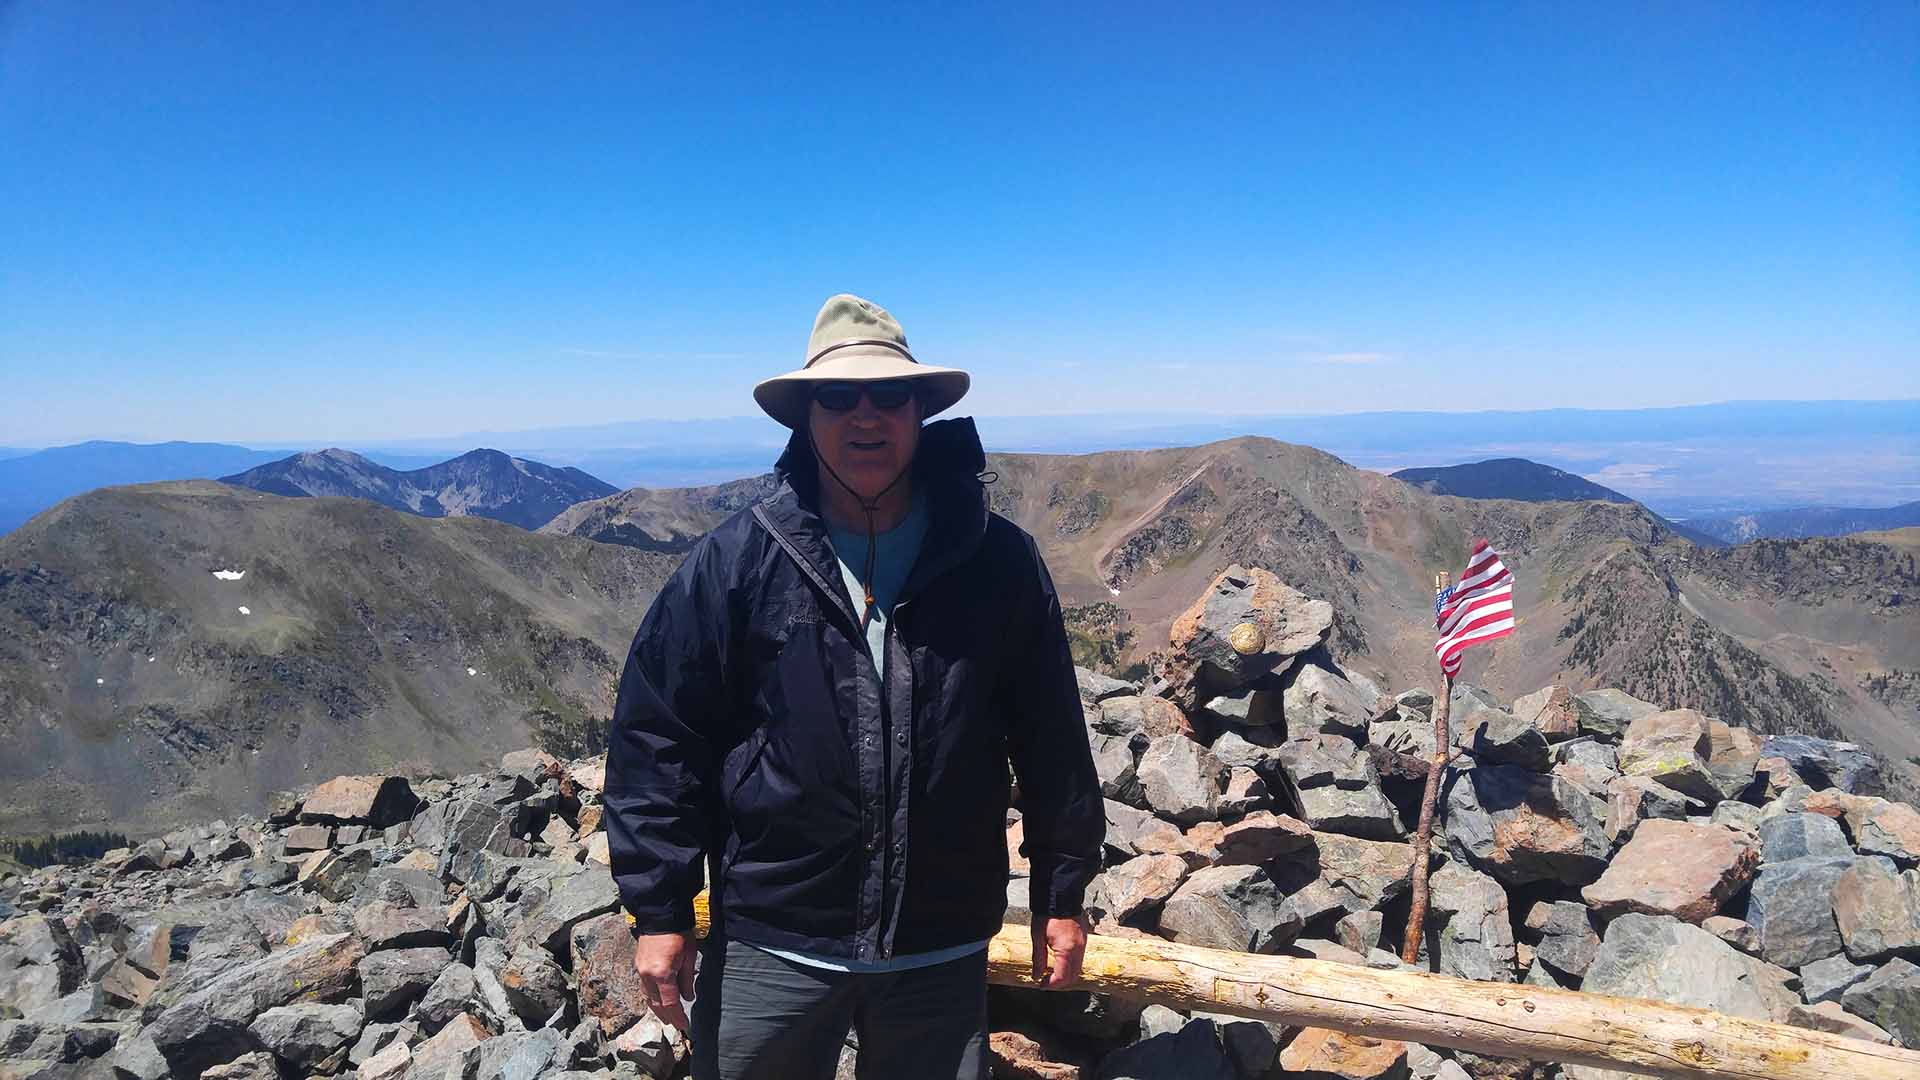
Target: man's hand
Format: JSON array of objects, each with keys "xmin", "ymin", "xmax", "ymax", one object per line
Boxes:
[
  {"xmin": 632, "ymin": 931, "xmax": 697, "ymax": 1032},
  {"xmin": 1030, "ymin": 914, "xmax": 1090, "ymax": 989}
]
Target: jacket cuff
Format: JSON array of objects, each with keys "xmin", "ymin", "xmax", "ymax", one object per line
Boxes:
[
  {"xmin": 1037, "ymin": 883, "xmax": 1087, "ymax": 919},
  {"xmin": 1027, "ymin": 855, "xmax": 1089, "ymax": 918},
  {"xmin": 624, "ymin": 899, "xmax": 696, "ymax": 935}
]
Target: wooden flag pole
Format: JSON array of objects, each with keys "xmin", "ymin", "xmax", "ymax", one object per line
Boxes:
[
  {"xmin": 669, "ymin": 894, "xmax": 1920, "ymax": 1079},
  {"xmin": 1401, "ymin": 571, "xmax": 1453, "ymax": 965}
]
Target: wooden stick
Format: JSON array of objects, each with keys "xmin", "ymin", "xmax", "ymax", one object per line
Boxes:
[
  {"xmin": 1402, "ymin": 573, "xmax": 1454, "ymax": 965},
  {"xmin": 674, "ymin": 895, "xmax": 1920, "ymax": 1080}
]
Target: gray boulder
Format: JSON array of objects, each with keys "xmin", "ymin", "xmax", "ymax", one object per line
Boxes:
[
  {"xmin": 1095, "ymin": 1016, "xmax": 1235, "ymax": 1080},
  {"xmin": 1427, "ymin": 864, "xmax": 1516, "ymax": 982},
  {"xmin": 1445, "ymin": 765, "xmax": 1609, "ymax": 886},
  {"xmin": 1512, "ymin": 685, "xmax": 1594, "ymax": 743},
  {"xmin": 1161, "ymin": 564, "xmax": 1334, "ymax": 711},
  {"xmin": 1268, "ymin": 832, "xmax": 1420, "ymax": 928},
  {"xmin": 507, "ymin": 864, "xmax": 621, "ymax": 954},
  {"xmin": 1705, "ymin": 720, "xmax": 1762, "ymax": 802},
  {"xmin": 1207, "ymin": 727, "xmax": 1286, "ymax": 773},
  {"xmin": 1799, "ymin": 954, "xmax": 1874, "ymax": 1005},
  {"xmin": 1076, "ymin": 666, "xmax": 1136, "ymax": 706},
  {"xmin": 145, "ymin": 931, "xmax": 365, "ymax": 1076},
  {"xmin": 1524, "ymin": 901, "xmax": 1601, "ymax": 979},
  {"xmin": 471, "ymin": 1026, "xmax": 569, "ymax": 1080},
  {"xmin": 416, "ymin": 962, "xmax": 479, "ymax": 1030},
  {"xmin": 1091, "ymin": 732, "xmax": 1148, "ymax": 808},
  {"xmin": 1135, "ymin": 737, "xmax": 1227, "ymax": 826},
  {"xmin": 1553, "ymin": 739, "xmax": 1620, "ymax": 786},
  {"xmin": 1841, "ymin": 958, "xmax": 1920, "ymax": 1049},
  {"xmin": 1573, "ymin": 689, "xmax": 1660, "ymax": 741},
  {"xmin": 352, "ymin": 901, "xmax": 451, "ymax": 952},
  {"xmin": 1762, "ymin": 735, "xmax": 1885, "ymax": 796},
  {"xmin": 1096, "ymin": 696, "xmax": 1193, "ymax": 742},
  {"xmin": 247, "ymin": 1002, "xmax": 363, "ymax": 1073},
  {"xmin": 1746, "ymin": 856, "xmax": 1854, "ymax": 969},
  {"xmin": 1101, "ymin": 799, "xmax": 1161, "ymax": 859},
  {"xmin": 1279, "ymin": 660, "xmax": 1377, "ymax": 740},
  {"xmin": 1566, "ymin": 915, "xmax": 1798, "ymax": 1080},
  {"xmin": 1711, "ymin": 801, "xmax": 1763, "ymax": 831},
  {"xmin": 1464, "ymin": 709, "xmax": 1552, "ymax": 772},
  {"xmin": 202, "ymin": 1050, "xmax": 278, "ymax": 1080},
  {"xmin": 1157, "ymin": 865, "xmax": 1301, "ymax": 954},
  {"xmin": 358, "ymin": 946, "xmax": 452, "ymax": 1021},
  {"xmin": 1617, "ymin": 709, "xmax": 1721, "ymax": 805},
  {"xmin": 0, "ymin": 916, "xmax": 83, "ymax": 1018},
  {"xmin": 1832, "ymin": 859, "xmax": 1920, "ymax": 963},
  {"xmin": 1086, "ymin": 855, "xmax": 1190, "ymax": 927},
  {"xmin": 1603, "ymin": 775, "xmax": 1696, "ymax": 846},
  {"xmin": 1278, "ymin": 735, "xmax": 1404, "ymax": 840},
  {"xmin": 609, "ymin": 1014, "xmax": 688, "ymax": 1077},
  {"xmin": 110, "ymin": 1031, "xmax": 171, "ymax": 1080}
]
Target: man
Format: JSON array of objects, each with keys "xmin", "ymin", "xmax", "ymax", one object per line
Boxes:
[{"xmin": 604, "ymin": 294, "xmax": 1105, "ymax": 1080}]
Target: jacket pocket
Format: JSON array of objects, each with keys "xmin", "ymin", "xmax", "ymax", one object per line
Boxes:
[{"xmin": 723, "ymin": 724, "xmax": 770, "ymax": 804}]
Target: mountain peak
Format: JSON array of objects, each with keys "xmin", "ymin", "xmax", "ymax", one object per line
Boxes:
[
  {"xmin": 1389, "ymin": 458, "xmax": 1635, "ymax": 504},
  {"xmin": 220, "ymin": 448, "xmax": 616, "ymax": 530}
]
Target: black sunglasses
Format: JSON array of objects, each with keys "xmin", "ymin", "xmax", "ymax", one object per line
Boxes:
[{"xmin": 812, "ymin": 380, "xmax": 917, "ymax": 412}]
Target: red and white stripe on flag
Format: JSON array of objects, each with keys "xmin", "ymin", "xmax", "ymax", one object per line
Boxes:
[{"xmin": 1434, "ymin": 539, "xmax": 1515, "ymax": 675}]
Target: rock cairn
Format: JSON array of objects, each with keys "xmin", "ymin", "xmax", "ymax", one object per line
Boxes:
[{"xmin": 2, "ymin": 563, "xmax": 1916, "ymax": 1080}]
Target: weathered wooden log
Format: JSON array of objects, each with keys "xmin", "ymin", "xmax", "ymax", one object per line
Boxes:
[
  {"xmin": 675, "ymin": 893, "xmax": 1919, "ymax": 1079},
  {"xmin": 982, "ymin": 925, "xmax": 1917, "ymax": 1080}
]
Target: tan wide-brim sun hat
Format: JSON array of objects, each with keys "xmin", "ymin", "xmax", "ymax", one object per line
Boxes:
[{"xmin": 753, "ymin": 294, "xmax": 971, "ymax": 429}]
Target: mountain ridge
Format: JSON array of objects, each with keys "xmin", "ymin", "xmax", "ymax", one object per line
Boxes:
[
  {"xmin": 0, "ymin": 440, "xmax": 286, "ymax": 535},
  {"xmin": 1680, "ymin": 501, "xmax": 1920, "ymax": 544},
  {"xmin": 220, "ymin": 448, "xmax": 618, "ymax": 530},
  {"xmin": 1390, "ymin": 457, "xmax": 1636, "ymax": 504},
  {"xmin": 0, "ymin": 481, "xmax": 677, "ymax": 839}
]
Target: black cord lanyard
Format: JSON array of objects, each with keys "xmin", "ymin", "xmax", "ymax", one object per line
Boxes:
[{"xmin": 809, "ymin": 433, "xmax": 913, "ymax": 631}]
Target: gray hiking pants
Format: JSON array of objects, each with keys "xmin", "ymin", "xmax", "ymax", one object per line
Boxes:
[{"xmin": 689, "ymin": 937, "xmax": 990, "ymax": 1080}]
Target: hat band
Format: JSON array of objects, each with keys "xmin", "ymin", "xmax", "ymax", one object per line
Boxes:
[{"xmin": 805, "ymin": 338, "xmax": 918, "ymax": 369}]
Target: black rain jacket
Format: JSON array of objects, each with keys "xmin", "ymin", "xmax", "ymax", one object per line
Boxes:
[{"xmin": 604, "ymin": 417, "xmax": 1105, "ymax": 963}]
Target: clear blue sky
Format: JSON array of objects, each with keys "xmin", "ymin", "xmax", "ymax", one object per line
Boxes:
[{"xmin": 2, "ymin": 3, "xmax": 1915, "ymax": 445}]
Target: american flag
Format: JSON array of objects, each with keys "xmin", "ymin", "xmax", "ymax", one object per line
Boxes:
[{"xmin": 1434, "ymin": 539, "xmax": 1515, "ymax": 676}]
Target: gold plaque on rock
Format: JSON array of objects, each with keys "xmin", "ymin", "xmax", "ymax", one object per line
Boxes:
[{"xmin": 1228, "ymin": 622, "xmax": 1264, "ymax": 656}]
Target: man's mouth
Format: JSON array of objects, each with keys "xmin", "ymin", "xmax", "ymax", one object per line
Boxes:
[{"xmin": 850, "ymin": 440, "xmax": 886, "ymax": 451}]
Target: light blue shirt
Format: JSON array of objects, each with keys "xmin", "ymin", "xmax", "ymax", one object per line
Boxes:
[
  {"xmin": 744, "ymin": 492, "xmax": 989, "ymax": 972},
  {"xmin": 825, "ymin": 491, "xmax": 930, "ymax": 672}
]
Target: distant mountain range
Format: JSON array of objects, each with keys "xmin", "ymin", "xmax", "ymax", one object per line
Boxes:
[
  {"xmin": 1679, "ymin": 502, "xmax": 1920, "ymax": 545},
  {"xmin": 6, "ymin": 432, "xmax": 1917, "ymax": 838},
  {"xmin": 1390, "ymin": 458, "xmax": 1635, "ymax": 504},
  {"xmin": 220, "ymin": 448, "xmax": 618, "ymax": 530},
  {"xmin": 0, "ymin": 441, "xmax": 618, "ymax": 536},
  {"xmin": 10, "ymin": 399, "xmax": 1916, "ymax": 520},
  {"xmin": 0, "ymin": 441, "xmax": 285, "ymax": 534},
  {"xmin": 0, "ymin": 481, "xmax": 678, "ymax": 840}
]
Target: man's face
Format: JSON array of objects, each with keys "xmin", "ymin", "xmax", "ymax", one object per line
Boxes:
[{"xmin": 808, "ymin": 381, "xmax": 922, "ymax": 498}]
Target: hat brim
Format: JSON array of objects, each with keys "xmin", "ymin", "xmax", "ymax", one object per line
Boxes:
[{"xmin": 753, "ymin": 348, "xmax": 970, "ymax": 429}]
